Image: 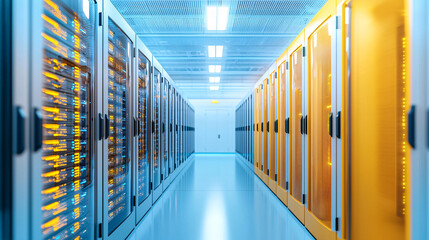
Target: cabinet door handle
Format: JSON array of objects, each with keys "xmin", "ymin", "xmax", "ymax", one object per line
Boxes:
[
  {"xmin": 104, "ymin": 114, "xmax": 109, "ymax": 139},
  {"xmin": 134, "ymin": 118, "xmax": 138, "ymax": 136},
  {"xmin": 285, "ymin": 118, "xmax": 290, "ymax": 134},
  {"xmin": 98, "ymin": 113, "xmax": 104, "ymax": 140},
  {"xmin": 34, "ymin": 108, "xmax": 43, "ymax": 152},
  {"xmin": 336, "ymin": 111, "xmax": 341, "ymax": 139},
  {"xmin": 300, "ymin": 116, "xmax": 303, "ymax": 135},
  {"xmin": 329, "ymin": 113, "xmax": 333, "ymax": 137},
  {"xmin": 16, "ymin": 107, "xmax": 26, "ymax": 154},
  {"xmin": 408, "ymin": 106, "xmax": 415, "ymax": 148}
]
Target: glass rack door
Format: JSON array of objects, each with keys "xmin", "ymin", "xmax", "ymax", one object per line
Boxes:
[
  {"xmin": 106, "ymin": 18, "xmax": 132, "ymax": 234},
  {"xmin": 152, "ymin": 69, "xmax": 161, "ymax": 189},
  {"xmin": 290, "ymin": 47, "xmax": 304, "ymax": 203},
  {"xmin": 40, "ymin": 0, "xmax": 95, "ymax": 238},
  {"xmin": 161, "ymin": 79, "xmax": 168, "ymax": 180},
  {"xmin": 308, "ymin": 20, "xmax": 332, "ymax": 227},
  {"xmin": 169, "ymin": 86, "xmax": 174, "ymax": 173},
  {"xmin": 137, "ymin": 51, "xmax": 150, "ymax": 204}
]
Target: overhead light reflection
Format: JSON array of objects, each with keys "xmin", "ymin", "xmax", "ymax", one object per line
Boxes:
[{"xmin": 202, "ymin": 192, "xmax": 227, "ymax": 240}]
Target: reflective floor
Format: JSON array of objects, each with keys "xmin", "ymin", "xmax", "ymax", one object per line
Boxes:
[{"xmin": 128, "ymin": 154, "xmax": 314, "ymax": 240}]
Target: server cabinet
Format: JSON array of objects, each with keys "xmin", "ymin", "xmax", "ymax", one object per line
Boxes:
[
  {"xmin": 151, "ymin": 59, "xmax": 162, "ymax": 202},
  {"xmin": 160, "ymin": 76, "xmax": 169, "ymax": 191},
  {"xmin": 250, "ymin": 97, "xmax": 253, "ymax": 163},
  {"xmin": 135, "ymin": 37, "xmax": 152, "ymax": 222},
  {"xmin": 305, "ymin": 6, "xmax": 337, "ymax": 238},
  {"xmin": 246, "ymin": 99, "xmax": 250, "ymax": 162},
  {"xmin": 173, "ymin": 90, "xmax": 178, "ymax": 170},
  {"xmin": 174, "ymin": 91, "xmax": 179, "ymax": 170},
  {"xmin": 347, "ymin": 0, "xmax": 409, "ymax": 239},
  {"xmin": 259, "ymin": 84, "xmax": 264, "ymax": 174},
  {"xmin": 168, "ymin": 86, "xmax": 174, "ymax": 177},
  {"xmin": 269, "ymin": 71, "xmax": 277, "ymax": 192},
  {"xmin": 29, "ymin": 0, "xmax": 98, "ymax": 239},
  {"xmin": 179, "ymin": 96, "xmax": 183, "ymax": 165},
  {"xmin": 279, "ymin": 59, "xmax": 290, "ymax": 206},
  {"xmin": 100, "ymin": 0, "xmax": 136, "ymax": 238},
  {"xmin": 254, "ymin": 88, "xmax": 259, "ymax": 170},
  {"xmin": 263, "ymin": 79, "xmax": 269, "ymax": 183},
  {"xmin": 288, "ymin": 33, "xmax": 306, "ymax": 223}
]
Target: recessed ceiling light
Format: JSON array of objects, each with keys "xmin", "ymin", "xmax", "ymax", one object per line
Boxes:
[
  {"xmin": 207, "ymin": 6, "xmax": 217, "ymax": 30},
  {"xmin": 210, "ymin": 86, "xmax": 219, "ymax": 91},
  {"xmin": 207, "ymin": 6, "xmax": 229, "ymax": 30},
  {"xmin": 215, "ymin": 65, "xmax": 221, "ymax": 73},
  {"xmin": 209, "ymin": 77, "xmax": 220, "ymax": 83},
  {"xmin": 211, "ymin": 100, "xmax": 219, "ymax": 104},
  {"xmin": 216, "ymin": 46, "xmax": 223, "ymax": 57},
  {"xmin": 209, "ymin": 65, "xmax": 221, "ymax": 73},
  {"xmin": 208, "ymin": 46, "xmax": 216, "ymax": 57},
  {"xmin": 217, "ymin": 7, "xmax": 229, "ymax": 30}
]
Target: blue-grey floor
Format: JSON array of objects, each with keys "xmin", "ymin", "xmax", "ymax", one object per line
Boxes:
[{"xmin": 128, "ymin": 154, "xmax": 314, "ymax": 240}]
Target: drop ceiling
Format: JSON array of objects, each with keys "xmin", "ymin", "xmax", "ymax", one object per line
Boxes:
[{"xmin": 111, "ymin": 0, "xmax": 327, "ymax": 99}]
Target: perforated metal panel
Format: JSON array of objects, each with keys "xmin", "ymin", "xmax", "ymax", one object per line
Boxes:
[{"xmin": 112, "ymin": 0, "xmax": 327, "ymax": 99}]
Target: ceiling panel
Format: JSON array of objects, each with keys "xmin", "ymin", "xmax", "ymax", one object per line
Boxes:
[{"xmin": 111, "ymin": 0, "xmax": 327, "ymax": 99}]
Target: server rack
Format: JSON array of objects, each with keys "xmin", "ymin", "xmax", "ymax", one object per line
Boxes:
[
  {"xmin": 276, "ymin": 59, "xmax": 289, "ymax": 206},
  {"xmin": 254, "ymin": 88, "xmax": 259, "ymax": 170},
  {"xmin": 100, "ymin": 0, "xmax": 136, "ymax": 238},
  {"xmin": 249, "ymin": 93, "xmax": 255, "ymax": 165},
  {"xmin": 134, "ymin": 37, "xmax": 152, "ymax": 222},
  {"xmin": 179, "ymin": 96, "xmax": 183, "ymax": 165},
  {"xmin": 174, "ymin": 91, "xmax": 178, "ymax": 170},
  {"xmin": 288, "ymin": 34, "xmax": 306, "ymax": 223},
  {"xmin": 259, "ymin": 84, "xmax": 264, "ymax": 174},
  {"xmin": 151, "ymin": 58, "xmax": 162, "ymax": 202},
  {"xmin": 160, "ymin": 75, "xmax": 169, "ymax": 191},
  {"xmin": 269, "ymin": 70, "xmax": 277, "ymax": 192},
  {"xmin": 168, "ymin": 85, "xmax": 174, "ymax": 179},
  {"xmin": 29, "ymin": 1, "xmax": 98, "ymax": 239},
  {"xmin": 263, "ymin": 78, "xmax": 269, "ymax": 184},
  {"xmin": 306, "ymin": 11, "xmax": 337, "ymax": 238}
]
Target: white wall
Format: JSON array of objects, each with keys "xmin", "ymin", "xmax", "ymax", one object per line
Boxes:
[{"xmin": 189, "ymin": 99, "xmax": 240, "ymax": 153}]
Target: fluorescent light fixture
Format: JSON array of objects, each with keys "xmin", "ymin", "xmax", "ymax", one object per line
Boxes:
[
  {"xmin": 207, "ymin": 6, "xmax": 217, "ymax": 30},
  {"xmin": 210, "ymin": 86, "xmax": 219, "ymax": 91},
  {"xmin": 209, "ymin": 65, "xmax": 221, "ymax": 73},
  {"xmin": 207, "ymin": 6, "xmax": 229, "ymax": 30},
  {"xmin": 216, "ymin": 46, "xmax": 223, "ymax": 57},
  {"xmin": 215, "ymin": 65, "xmax": 221, "ymax": 72},
  {"xmin": 217, "ymin": 7, "xmax": 229, "ymax": 30},
  {"xmin": 209, "ymin": 77, "xmax": 220, "ymax": 83},
  {"xmin": 211, "ymin": 100, "xmax": 219, "ymax": 104},
  {"xmin": 208, "ymin": 46, "xmax": 216, "ymax": 58}
]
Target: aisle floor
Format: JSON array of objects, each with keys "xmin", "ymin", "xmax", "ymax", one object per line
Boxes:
[{"xmin": 128, "ymin": 154, "xmax": 314, "ymax": 240}]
